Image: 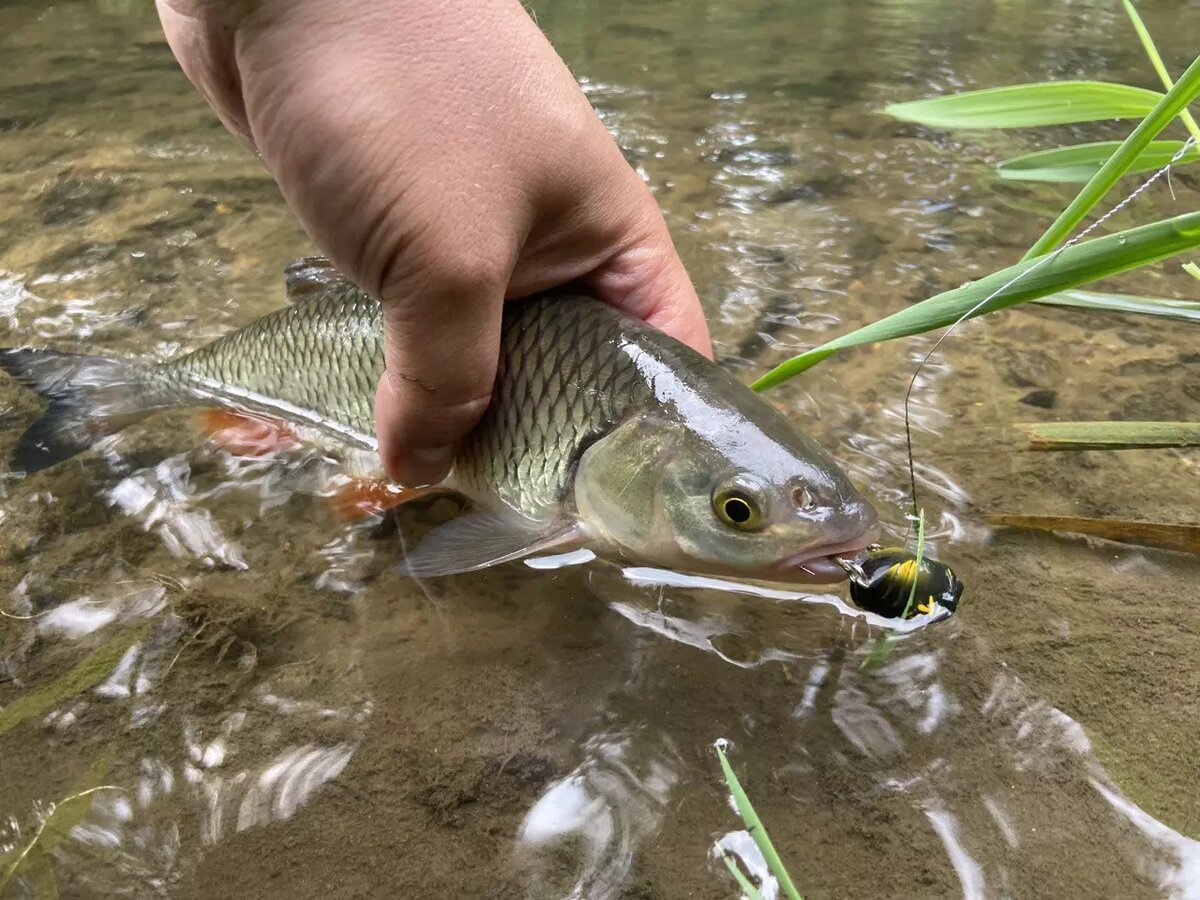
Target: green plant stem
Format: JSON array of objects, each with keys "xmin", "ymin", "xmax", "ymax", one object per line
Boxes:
[
  {"xmin": 1124, "ymin": 0, "xmax": 1200, "ymax": 142},
  {"xmin": 719, "ymin": 853, "xmax": 767, "ymax": 900},
  {"xmin": 1023, "ymin": 52, "xmax": 1200, "ymax": 259},
  {"xmin": 899, "ymin": 510, "xmax": 927, "ymax": 620},
  {"xmin": 858, "ymin": 510, "xmax": 929, "ymax": 671},
  {"xmin": 0, "ymin": 787, "xmax": 121, "ymax": 891},
  {"xmin": 715, "ymin": 743, "xmax": 803, "ymax": 900}
]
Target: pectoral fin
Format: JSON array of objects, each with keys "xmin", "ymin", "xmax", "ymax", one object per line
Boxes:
[{"xmin": 399, "ymin": 513, "xmax": 582, "ymax": 578}]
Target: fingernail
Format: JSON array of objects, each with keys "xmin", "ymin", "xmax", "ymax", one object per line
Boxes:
[{"xmin": 390, "ymin": 445, "xmax": 455, "ymax": 488}]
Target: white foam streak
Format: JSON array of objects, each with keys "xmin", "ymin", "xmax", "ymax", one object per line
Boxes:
[
  {"xmin": 1091, "ymin": 778, "xmax": 1200, "ymax": 899},
  {"xmin": 925, "ymin": 805, "xmax": 986, "ymax": 899}
]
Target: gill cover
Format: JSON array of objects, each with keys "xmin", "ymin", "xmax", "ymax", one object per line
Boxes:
[{"xmin": 574, "ymin": 413, "xmax": 682, "ymax": 564}]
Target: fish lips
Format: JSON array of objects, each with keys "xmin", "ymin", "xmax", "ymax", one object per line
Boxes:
[{"xmin": 775, "ymin": 529, "xmax": 879, "ymax": 584}]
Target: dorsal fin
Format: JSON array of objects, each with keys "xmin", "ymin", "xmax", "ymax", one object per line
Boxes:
[{"xmin": 283, "ymin": 256, "xmax": 352, "ymax": 303}]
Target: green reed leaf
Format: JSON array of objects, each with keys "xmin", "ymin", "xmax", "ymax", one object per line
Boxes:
[
  {"xmin": 23, "ymin": 845, "xmax": 59, "ymax": 900},
  {"xmin": 0, "ymin": 778, "xmax": 120, "ymax": 894},
  {"xmin": 1124, "ymin": 0, "xmax": 1200, "ymax": 142},
  {"xmin": 1024, "ymin": 53, "xmax": 1200, "ymax": 259},
  {"xmin": 714, "ymin": 741, "xmax": 803, "ymax": 900},
  {"xmin": 996, "ymin": 140, "xmax": 1200, "ymax": 182},
  {"xmin": 752, "ymin": 211, "xmax": 1200, "ymax": 388},
  {"xmin": 719, "ymin": 852, "xmax": 767, "ymax": 900},
  {"xmin": 884, "ymin": 81, "xmax": 1162, "ymax": 129},
  {"xmin": 1019, "ymin": 420, "xmax": 1200, "ymax": 450},
  {"xmin": 899, "ymin": 510, "xmax": 927, "ymax": 620},
  {"xmin": 1032, "ymin": 288, "xmax": 1200, "ymax": 321}
]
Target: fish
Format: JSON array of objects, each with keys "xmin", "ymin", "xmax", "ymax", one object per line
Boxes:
[{"xmin": 0, "ymin": 257, "xmax": 878, "ymax": 582}]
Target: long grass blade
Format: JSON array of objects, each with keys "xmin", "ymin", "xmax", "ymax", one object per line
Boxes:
[
  {"xmin": 1023, "ymin": 53, "xmax": 1200, "ymax": 259},
  {"xmin": 0, "ymin": 622, "xmax": 152, "ymax": 736},
  {"xmin": 21, "ymin": 845, "xmax": 58, "ymax": 900},
  {"xmin": 719, "ymin": 853, "xmax": 767, "ymax": 900},
  {"xmin": 1124, "ymin": 0, "xmax": 1200, "ymax": 141},
  {"xmin": 715, "ymin": 742, "xmax": 803, "ymax": 900},
  {"xmin": 1032, "ymin": 288, "xmax": 1200, "ymax": 321},
  {"xmin": 0, "ymin": 785, "xmax": 121, "ymax": 892},
  {"xmin": 0, "ymin": 754, "xmax": 115, "ymax": 895},
  {"xmin": 1018, "ymin": 421, "xmax": 1200, "ymax": 450},
  {"xmin": 752, "ymin": 211, "xmax": 1200, "ymax": 388},
  {"xmin": 860, "ymin": 510, "xmax": 926, "ymax": 671},
  {"xmin": 884, "ymin": 82, "xmax": 1162, "ymax": 129},
  {"xmin": 900, "ymin": 509, "xmax": 927, "ymax": 620},
  {"xmin": 996, "ymin": 140, "xmax": 1200, "ymax": 182},
  {"xmin": 988, "ymin": 515, "xmax": 1200, "ymax": 554}
]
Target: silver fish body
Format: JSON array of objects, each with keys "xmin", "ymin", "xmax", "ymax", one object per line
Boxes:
[{"xmin": 0, "ymin": 261, "xmax": 877, "ymax": 581}]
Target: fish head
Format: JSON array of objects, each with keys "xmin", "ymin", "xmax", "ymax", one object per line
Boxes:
[{"xmin": 574, "ymin": 411, "xmax": 878, "ymax": 583}]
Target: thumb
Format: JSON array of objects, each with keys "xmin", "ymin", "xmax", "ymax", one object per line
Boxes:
[{"xmin": 374, "ymin": 272, "xmax": 505, "ymax": 486}]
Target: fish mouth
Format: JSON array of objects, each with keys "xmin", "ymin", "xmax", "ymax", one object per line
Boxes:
[{"xmin": 774, "ymin": 528, "xmax": 879, "ymax": 584}]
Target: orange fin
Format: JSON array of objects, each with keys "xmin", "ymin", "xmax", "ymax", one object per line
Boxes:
[
  {"xmin": 328, "ymin": 478, "xmax": 436, "ymax": 522},
  {"xmin": 198, "ymin": 409, "xmax": 300, "ymax": 457}
]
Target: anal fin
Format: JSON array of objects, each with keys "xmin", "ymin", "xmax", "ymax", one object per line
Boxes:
[
  {"xmin": 328, "ymin": 477, "xmax": 443, "ymax": 522},
  {"xmin": 399, "ymin": 513, "xmax": 582, "ymax": 578}
]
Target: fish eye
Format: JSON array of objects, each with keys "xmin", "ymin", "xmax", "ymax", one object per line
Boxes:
[{"xmin": 713, "ymin": 487, "xmax": 765, "ymax": 531}]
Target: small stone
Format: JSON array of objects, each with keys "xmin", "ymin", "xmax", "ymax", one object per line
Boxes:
[{"xmin": 1019, "ymin": 389, "xmax": 1057, "ymax": 409}]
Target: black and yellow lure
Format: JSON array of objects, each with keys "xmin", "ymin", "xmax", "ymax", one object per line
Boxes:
[{"xmin": 838, "ymin": 546, "xmax": 963, "ymax": 620}]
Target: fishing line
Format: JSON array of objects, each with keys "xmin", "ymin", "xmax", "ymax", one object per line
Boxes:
[{"xmin": 901, "ymin": 136, "xmax": 1198, "ymax": 524}]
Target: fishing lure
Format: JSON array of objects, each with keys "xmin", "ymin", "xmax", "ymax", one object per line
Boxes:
[{"xmin": 837, "ymin": 546, "xmax": 963, "ymax": 620}]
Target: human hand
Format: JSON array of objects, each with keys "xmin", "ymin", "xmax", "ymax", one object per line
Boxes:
[{"xmin": 157, "ymin": 0, "xmax": 712, "ymax": 485}]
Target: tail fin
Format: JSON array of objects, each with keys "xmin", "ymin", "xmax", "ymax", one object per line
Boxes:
[{"xmin": 0, "ymin": 349, "xmax": 162, "ymax": 473}]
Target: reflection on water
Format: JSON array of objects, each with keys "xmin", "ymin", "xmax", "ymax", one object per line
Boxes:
[
  {"xmin": 1094, "ymin": 781, "xmax": 1200, "ymax": 897},
  {"xmin": 1, "ymin": 0, "xmax": 1199, "ymax": 897},
  {"xmin": 519, "ymin": 732, "xmax": 681, "ymax": 899},
  {"xmin": 109, "ymin": 457, "xmax": 247, "ymax": 570},
  {"xmin": 199, "ymin": 741, "xmax": 356, "ymax": 839}
]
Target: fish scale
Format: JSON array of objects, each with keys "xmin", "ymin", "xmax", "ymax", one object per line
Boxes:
[
  {"xmin": 157, "ymin": 283, "xmax": 384, "ymax": 442},
  {"xmin": 456, "ymin": 292, "xmax": 651, "ymax": 516},
  {"xmin": 150, "ymin": 280, "xmax": 652, "ymax": 520}
]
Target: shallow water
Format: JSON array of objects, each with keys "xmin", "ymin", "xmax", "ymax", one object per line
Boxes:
[{"xmin": 1, "ymin": 0, "xmax": 1198, "ymax": 897}]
